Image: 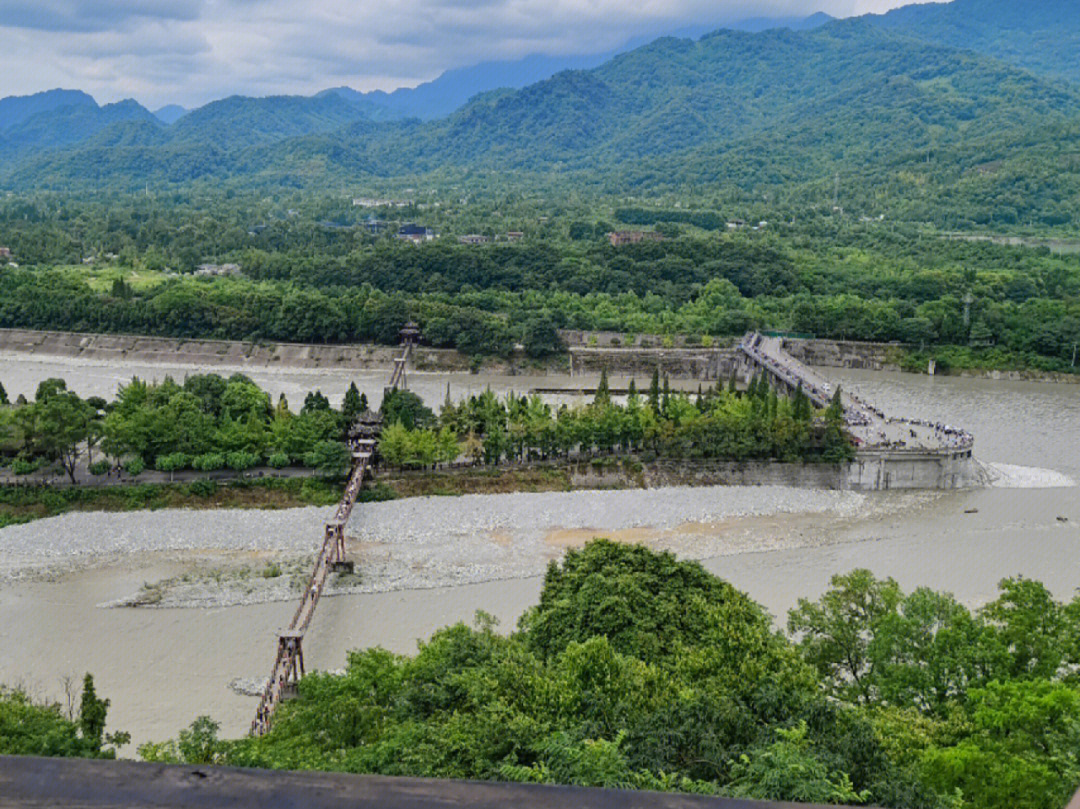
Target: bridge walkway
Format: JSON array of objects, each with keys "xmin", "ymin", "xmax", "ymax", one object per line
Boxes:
[
  {"xmin": 251, "ymin": 340, "xmax": 410, "ymax": 736},
  {"xmin": 738, "ymin": 332, "xmax": 973, "ymax": 452}
]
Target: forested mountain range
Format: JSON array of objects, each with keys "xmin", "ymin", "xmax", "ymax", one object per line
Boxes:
[
  {"xmin": 870, "ymin": 0, "xmax": 1080, "ymax": 85},
  {"xmin": 0, "ymin": 89, "xmax": 97, "ymax": 131},
  {"xmin": 317, "ymin": 12, "xmax": 832, "ymax": 122},
  {"xmin": 1, "ymin": 0, "xmax": 1079, "ymax": 216}
]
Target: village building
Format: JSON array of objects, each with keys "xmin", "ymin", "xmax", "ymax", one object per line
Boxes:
[
  {"xmin": 458, "ymin": 234, "xmax": 490, "ymax": 245},
  {"xmin": 505, "ymin": 231, "xmax": 524, "ymax": 242},
  {"xmin": 352, "ymin": 197, "xmax": 411, "ymax": 208},
  {"xmin": 194, "ymin": 263, "xmax": 242, "ymax": 277},
  {"xmin": 396, "ymin": 224, "xmax": 437, "ymax": 244},
  {"xmin": 0, "ymin": 247, "xmax": 11, "ymax": 259}
]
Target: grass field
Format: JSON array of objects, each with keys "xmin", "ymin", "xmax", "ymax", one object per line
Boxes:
[{"xmin": 59, "ymin": 263, "xmax": 172, "ymax": 293}]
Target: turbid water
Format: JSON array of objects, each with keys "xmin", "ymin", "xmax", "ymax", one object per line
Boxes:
[
  {"xmin": 1, "ymin": 355, "xmax": 1078, "ymax": 750},
  {"xmin": 0, "ymin": 351, "xmax": 694, "ymax": 409}
]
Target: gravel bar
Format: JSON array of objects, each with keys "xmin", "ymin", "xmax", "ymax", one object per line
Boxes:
[{"xmin": 0, "ymin": 486, "xmax": 936, "ymax": 606}]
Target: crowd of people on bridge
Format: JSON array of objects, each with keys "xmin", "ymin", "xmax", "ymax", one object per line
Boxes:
[
  {"xmin": 740, "ymin": 332, "xmax": 975, "ymax": 452},
  {"xmin": 739, "ymin": 333, "xmax": 834, "ymax": 408}
]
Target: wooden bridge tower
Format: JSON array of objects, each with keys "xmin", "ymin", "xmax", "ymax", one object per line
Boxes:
[{"xmin": 276, "ymin": 630, "xmax": 305, "ymax": 700}]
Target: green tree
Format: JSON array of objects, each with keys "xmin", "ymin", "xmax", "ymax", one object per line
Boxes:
[
  {"xmin": 341, "ymin": 382, "xmax": 364, "ymax": 425},
  {"xmin": 727, "ymin": 723, "xmax": 869, "ymax": 805},
  {"xmin": 921, "ymin": 681, "xmax": 1080, "ymax": 809},
  {"xmin": 522, "ymin": 314, "xmax": 563, "ymax": 358},
  {"xmin": 78, "ymin": 674, "xmax": 109, "ymax": 753},
  {"xmin": 302, "ymin": 390, "xmax": 331, "ymax": 414},
  {"xmin": 16, "ymin": 388, "xmax": 94, "ymax": 482},
  {"xmin": 381, "ymin": 389, "xmax": 435, "ymax": 430},
  {"xmin": 788, "ymin": 569, "xmax": 902, "ymax": 704},
  {"xmin": 648, "ymin": 368, "xmax": 661, "ymax": 415},
  {"xmin": 594, "ymin": 368, "xmax": 611, "ymax": 407},
  {"xmin": 303, "ymin": 440, "xmax": 350, "ymax": 478},
  {"xmin": 155, "ymin": 452, "xmax": 189, "ymax": 481},
  {"xmin": 980, "ymin": 577, "xmax": 1069, "ymax": 681}
]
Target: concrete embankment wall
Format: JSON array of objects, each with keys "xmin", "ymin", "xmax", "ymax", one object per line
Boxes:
[
  {"xmin": 0, "ymin": 328, "xmax": 473, "ymax": 373},
  {"xmin": 488, "ymin": 453, "xmax": 980, "ymax": 492},
  {"xmin": 780, "ymin": 339, "xmax": 902, "ymax": 372},
  {"xmin": 568, "ymin": 348, "xmax": 741, "ymax": 380},
  {"xmin": 846, "ymin": 449, "xmax": 981, "ymax": 490},
  {"xmin": 568, "ymin": 458, "xmax": 849, "ymax": 489}
]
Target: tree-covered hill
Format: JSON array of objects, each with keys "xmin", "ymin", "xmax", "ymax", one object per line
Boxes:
[
  {"xmin": 871, "ymin": 0, "xmax": 1080, "ymax": 86},
  {"xmin": 0, "ymin": 89, "xmax": 97, "ymax": 132},
  {"xmin": 166, "ymin": 94, "xmax": 371, "ymax": 151},
  {"xmin": 3, "ymin": 16, "xmax": 1080, "ymax": 202},
  {"xmin": 0, "ymin": 100, "xmax": 159, "ymax": 164}
]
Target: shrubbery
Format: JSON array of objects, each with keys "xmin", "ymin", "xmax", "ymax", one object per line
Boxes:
[{"xmin": 137, "ymin": 542, "xmax": 1080, "ymax": 808}]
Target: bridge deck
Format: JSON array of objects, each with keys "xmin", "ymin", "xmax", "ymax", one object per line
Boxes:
[
  {"xmin": 251, "ymin": 341, "xmax": 412, "ymax": 736},
  {"xmin": 739, "ymin": 333, "xmax": 972, "ymax": 453}
]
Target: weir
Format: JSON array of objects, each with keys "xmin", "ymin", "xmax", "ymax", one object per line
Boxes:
[{"xmin": 738, "ymin": 332, "xmax": 978, "ymax": 489}]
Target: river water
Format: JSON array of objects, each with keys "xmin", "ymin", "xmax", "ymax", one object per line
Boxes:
[{"xmin": 0, "ymin": 354, "xmax": 1078, "ymax": 750}]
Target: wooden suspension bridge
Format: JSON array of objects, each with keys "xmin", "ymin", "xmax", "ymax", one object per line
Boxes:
[{"xmin": 251, "ymin": 323, "xmax": 419, "ymax": 736}]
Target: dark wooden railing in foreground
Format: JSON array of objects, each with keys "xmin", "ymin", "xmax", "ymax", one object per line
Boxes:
[{"xmin": 0, "ymin": 755, "xmax": 857, "ymax": 809}]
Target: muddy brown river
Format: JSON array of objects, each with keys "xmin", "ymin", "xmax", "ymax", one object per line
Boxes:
[{"xmin": 1, "ymin": 354, "xmax": 1078, "ymax": 750}]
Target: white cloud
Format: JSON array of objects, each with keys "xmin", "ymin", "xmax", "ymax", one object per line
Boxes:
[{"xmin": 0, "ymin": 0, "xmax": 935, "ymax": 109}]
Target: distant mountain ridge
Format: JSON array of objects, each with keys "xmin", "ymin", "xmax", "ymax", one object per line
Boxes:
[
  {"xmin": 6, "ymin": 15, "xmax": 1078, "ymax": 198},
  {"xmin": 0, "ymin": 89, "xmax": 96, "ymax": 131},
  {"xmin": 0, "ymin": 98, "xmax": 158, "ymax": 164},
  {"xmin": 2, "ymin": 0, "xmax": 1080, "ymax": 212},
  {"xmin": 153, "ymin": 105, "xmax": 188, "ymax": 124},
  {"xmin": 869, "ymin": 0, "xmax": 1080, "ymax": 85},
  {"xmin": 318, "ymin": 12, "xmax": 833, "ymax": 122}
]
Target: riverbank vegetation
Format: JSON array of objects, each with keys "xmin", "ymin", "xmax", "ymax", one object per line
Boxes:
[
  {"xmin": 124, "ymin": 541, "xmax": 1080, "ymax": 809},
  {"xmin": 1, "ymin": 193, "xmax": 1079, "ymax": 375},
  {"xmin": 0, "ymin": 477, "xmax": 343, "ymax": 529},
  {"xmin": 0, "ymin": 374, "xmax": 366, "ymax": 483},
  {"xmin": 381, "ymin": 372, "xmax": 853, "ymax": 469},
  {"xmin": 0, "ymin": 369, "xmax": 852, "ymax": 520},
  {"xmin": 0, "ymin": 674, "xmax": 127, "ymax": 759}
]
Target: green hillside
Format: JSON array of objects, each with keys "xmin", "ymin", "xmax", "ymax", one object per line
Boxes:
[
  {"xmin": 0, "ymin": 100, "xmax": 159, "ymax": 163},
  {"xmin": 4, "ymin": 16, "xmax": 1080, "ymax": 213},
  {"xmin": 872, "ymin": 0, "xmax": 1080, "ymax": 86}
]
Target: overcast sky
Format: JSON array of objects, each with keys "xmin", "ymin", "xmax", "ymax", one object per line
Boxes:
[{"xmin": 0, "ymin": 0, "xmax": 934, "ymax": 109}]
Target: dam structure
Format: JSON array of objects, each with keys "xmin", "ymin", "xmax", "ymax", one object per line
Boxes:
[{"xmin": 737, "ymin": 333, "xmax": 978, "ymax": 490}]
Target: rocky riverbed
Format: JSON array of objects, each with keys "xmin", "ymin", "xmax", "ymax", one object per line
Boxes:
[{"xmin": 0, "ymin": 486, "xmax": 940, "ymax": 608}]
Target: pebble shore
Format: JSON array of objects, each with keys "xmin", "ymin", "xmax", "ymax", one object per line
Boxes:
[{"xmin": 0, "ymin": 486, "xmax": 921, "ymax": 608}]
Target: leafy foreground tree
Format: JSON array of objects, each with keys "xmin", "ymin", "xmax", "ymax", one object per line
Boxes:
[
  {"xmin": 135, "ymin": 549, "xmax": 1080, "ymax": 807},
  {"xmin": 0, "ymin": 674, "xmax": 128, "ymax": 758},
  {"xmin": 146, "ymin": 543, "xmax": 955, "ymax": 806}
]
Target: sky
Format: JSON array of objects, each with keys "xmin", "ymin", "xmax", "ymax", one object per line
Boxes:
[{"xmin": 0, "ymin": 0, "xmax": 935, "ymax": 110}]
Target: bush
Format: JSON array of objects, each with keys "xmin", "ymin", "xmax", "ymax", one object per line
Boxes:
[
  {"xmin": 191, "ymin": 453, "xmax": 225, "ymax": 472},
  {"xmin": 123, "ymin": 458, "xmax": 145, "ymax": 477},
  {"xmin": 225, "ymin": 451, "xmax": 259, "ymax": 472},
  {"xmin": 187, "ymin": 479, "xmax": 217, "ymax": 498},
  {"xmin": 155, "ymin": 453, "xmax": 188, "ymax": 475},
  {"xmin": 88, "ymin": 460, "xmax": 110, "ymax": 476},
  {"xmin": 267, "ymin": 452, "xmax": 289, "ymax": 469},
  {"xmin": 11, "ymin": 458, "xmax": 39, "ymax": 476}
]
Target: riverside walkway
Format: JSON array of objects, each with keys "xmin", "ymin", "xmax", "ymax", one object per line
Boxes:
[
  {"xmin": 250, "ymin": 339, "xmax": 413, "ymax": 736},
  {"xmin": 738, "ymin": 333, "xmax": 974, "ymax": 453}
]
